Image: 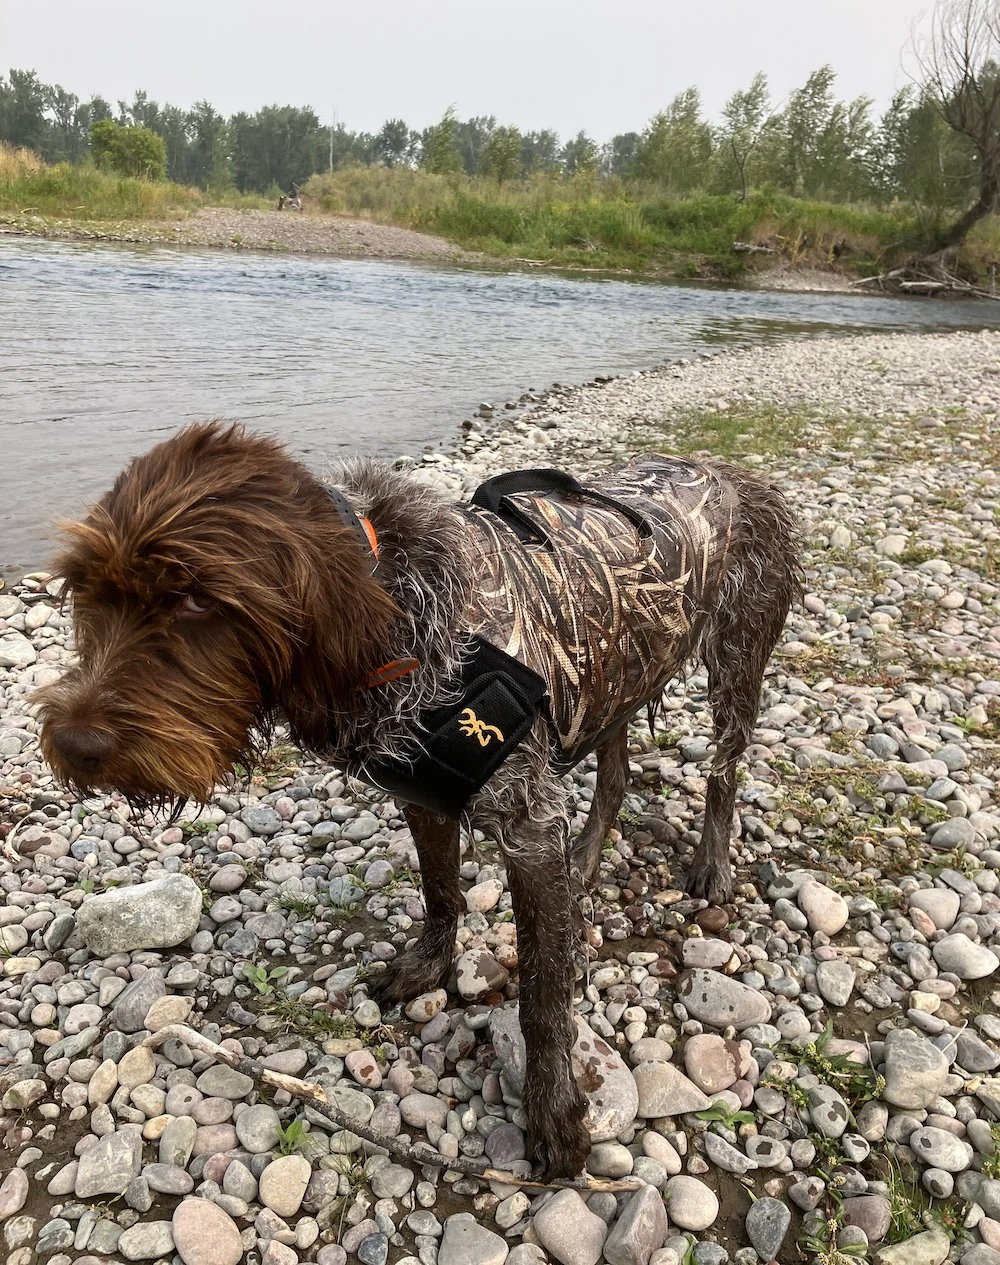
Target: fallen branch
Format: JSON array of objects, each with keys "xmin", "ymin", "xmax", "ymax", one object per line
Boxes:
[
  {"xmin": 733, "ymin": 241, "xmax": 775, "ymax": 255},
  {"xmin": 144, "ymin": 1024, "xmax": 642, "ymax": 1193}
]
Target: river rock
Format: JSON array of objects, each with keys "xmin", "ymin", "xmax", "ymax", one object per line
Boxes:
[
  {"xmin": 258, "ymin": 1155, "xmax": 311, "ymax": 1217},
  {"xmin": 172, "ymin": 1197, "xmax": 243, "ymax": 1265},
  {"xmin": 797, "ymin": 879, "xmax": 849, "ymax": 934},
  {"xmin": 663, "ymin": 1176, "xmax": 718, "ymax": 1231},
  {"xmin": 77, "ymin": 873, "xmax": 202, "ymax": 953},
  {"xmin": 489, "ymin": 1006, "xmax": 638, "ymax": 1140},
  {"xmin": 633, "ymin": 1060, "xmax": 710, "ymax": 1117},
  {"xmin": 603, "ymin": 1184, "xmax": 668, "ymax": 1265},
  {"xmin": 746, "ymin": 1197, "xmax": 791, "ymax": 1261},
  {"xmin": 883, "ymin": 1027, "xmax": 949, "ymax": 1109},
  {"xmin": 438, "ymin": 1212, "xmax": 509, "ymax": 1265},
  {"xmin": 909, "ymin": 1126, "xmax": 974, "ymax": 1172},
  {"xmin": 677, "ymin": 970, "xmax": 771, "ymax": 1029},
  {"xmin": 682, "ymin": 1034, "xmax": 747, "ymax": 1093},
  {"xmin": 532, "ymin": 1189, "xmax": 608, "ymax": 1265},
  {"xmin": 117, "ymin": 1220, "xmax": 174, "ymax": 1260},
  {"xmin": 75, "ymin": 1130, "xmax": 142, "ymax": 1198},
  {"xmin": 875, "ymin": 1226, "xmax": 950, "ymax": 1265},
  {"xmin": 932, "ymin": 934, "xmax": 999, "ymax": 980},
  {"xmin": 455, "ymin": 948, "xmax": 509, "ymax": 1000},
  {"xmin": 0, "ymin": 1168, "xmax": 28, "ymax": 1220}
]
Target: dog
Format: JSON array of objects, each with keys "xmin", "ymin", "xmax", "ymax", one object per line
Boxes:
[{"xmin": 37, "ymin": 421, "xmax": 799, "ymax": 1178}]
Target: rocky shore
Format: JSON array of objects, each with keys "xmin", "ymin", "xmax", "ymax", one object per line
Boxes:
[
  {"xmin": 0, "ymin": 208, "xmax": 467, "ymax": 260},
  {"xmin": 2, "ymin": 328, "xmax": 1000, "ymax": 1265}
]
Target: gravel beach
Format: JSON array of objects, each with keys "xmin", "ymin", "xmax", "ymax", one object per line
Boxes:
[
  {"xmin": 0, "ymin": 208, "xmax": 467, "ymax": 260},
  {"xmin": 2, "ymin": 328, "xmax": 1000, "ymax": 1265}
]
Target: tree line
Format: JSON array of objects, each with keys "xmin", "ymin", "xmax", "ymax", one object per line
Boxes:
[{"xmin": 0, "ymin": 50, "xmax": 984, "ymax": 222}]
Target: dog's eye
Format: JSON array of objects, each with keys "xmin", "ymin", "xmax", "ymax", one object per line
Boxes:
[{"xmin": 178, "ymin": 593, "xmax": 212, "ymax": 617}]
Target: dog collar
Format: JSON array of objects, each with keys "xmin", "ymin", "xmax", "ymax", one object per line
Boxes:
[
  {"xmin": 325, "ymin": 486, "xmax": 380, "ymax": 569},
  {"xmin": 325, "ymin": 485, "xmax": 419, "ymax": 690}
]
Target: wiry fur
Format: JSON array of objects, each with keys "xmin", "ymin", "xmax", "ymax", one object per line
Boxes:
[{"xmin": 36, "ymin": 421, "xmax": 800, "ymax": 1179}]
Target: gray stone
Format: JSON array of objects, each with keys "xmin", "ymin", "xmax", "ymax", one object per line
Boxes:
[
  {"xmin": 633, "ymin": 1060, "xmax": 710, "ymax": 1117},
  {"xmin": 196, "ymin": 1065, "xmax": 255, "ymax": 1099},
  {"xmin": 235, "ymin": 1103, "xmax": 282, "ymax": 1152},
  {"xmin": 909, "ymin": 1127, "xmax": 974, "ymax": 1172},
  {"xmin": 909, "ymin": 889, "xmax": 961, "ymax": 930},
  {"xmin": 142, "ymin": 1164, "xmax": 195, "ymax": 1195},
  {"xmin": 357, "ymin": 1233, "xmax": 389, "ymax": 1265},
  {"xmin": 117, "ymin": 1220, "xmax": 174, "ymax": 1261},
  {"xmin": 933, "ymin": 935, "xmax": 998, "ymax": 980},
  {"xmin": 704, "ymin": 1131, "xmax": 756, "ymax": 1175},
  {"xmin": 603, "ymin": 1185, "xmax": 668, "ymax": 1265},
  {"xmin": 883, "ymin": 1027, "xmax": 949, "ymax": 1109},
  {"xmin": 816, "ymin": 960, "xmax": 856, "ymax": 1006},
  {"xmin": 370, "ymin": 1164, "xmax": 414, "ymax": 1199},
  {"xmin": 77, "ymin": 874, "xmax": 202, "ymax": 953},
  {"xmin": 489, "ymin": 1006, "xmax": 638, "ymax": 1141},
  {"xmin": 158, "ymin": 1115, "xmax": 197, "ymax": 1168},
  {"xmin": 438, "ymin": 1212, "xmax": 510, "ymax": 1265},
  {"xmin": 110, "ymin": 972, "xmax": 166, "ymax": 1033},
  {"xmin": 532, "ymin": 1189, "xmax": 608, "ymax": 1265},
  {"xmin": 677, "ymin": 969, "xmax": 771, "ymax": 1030},
  {"xmin": 663, "ymin": 1176, "xmax": 719, "ymax": 1231},
  {"xmin": 75, "ymin": 1130, "xmax": 142, "ymax": 1198},
  {"xmin": 0, "ymin": 1168, "xmax": 28, "ymax": 1219},
  {"xmin": 874, "ymin": 1226, "xmax": 950, "ymax": 1265},
  {"xmin": 809, "ymin": 1085, "xmax": 850, "ymax": 1139},
  {"xmin": 746, "ymin": 1197, "xmax": 791, "ymax": 1261},
  {"xmin": 842, "ymin": 1195, "xmax": 891, "ymax": 1243}
]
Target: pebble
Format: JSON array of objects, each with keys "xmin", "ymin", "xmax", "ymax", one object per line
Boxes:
[
  {"xmin": 663, "ymin": 1176, "xmax": 719, "ymax": 1231},
  {"xmin": 532, "ymin": 1190, "xmax": 608, "ymax": 1265}
]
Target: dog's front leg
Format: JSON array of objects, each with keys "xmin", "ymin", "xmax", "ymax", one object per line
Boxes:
[
  {"xmin": 371, "ymin": 804, "xmax": 462, "ymax": 1005},
  {"xmin": 503, "ymin": 811, "xmax": 591, "ymax": 1179}
]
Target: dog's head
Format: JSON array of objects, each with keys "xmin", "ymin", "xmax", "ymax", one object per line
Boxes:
[{"xmin": 36, "ymin": 421, "xmax": 398, "ymax": 807}]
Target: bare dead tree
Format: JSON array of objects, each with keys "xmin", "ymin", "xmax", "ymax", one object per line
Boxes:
[{"xmin": 913, "ymin": 0, "xmax": 1000, "ymax": 250}]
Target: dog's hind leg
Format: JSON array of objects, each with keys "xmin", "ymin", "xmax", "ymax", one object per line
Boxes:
[
  {"xmin": 569, "ymin": 720, "xmax": 628, "ymax": 889},
  {"xmin": 370, "ymin": 804, "xmax": 462, "ymax": 1005},
  {"xmin": 686, "ymin": 480, "xmax": 799, "ymax": 905}
]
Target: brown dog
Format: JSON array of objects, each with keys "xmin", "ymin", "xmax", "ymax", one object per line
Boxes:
[{"xmin": 38, "ymin": 421, "xmax": 799, "ymax": 1177}]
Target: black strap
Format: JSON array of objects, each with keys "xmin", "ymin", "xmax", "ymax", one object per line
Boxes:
[
  {"xmin": 361, "ymin": 636, "xmax": 547, "ymax": 819},
  {"xmin": 326, "ymin": 486, "xmax": 377, "ymax": 573},
  {"xmin": 471, "ymin": 468, "xmax": 651, "ymax": 545}
]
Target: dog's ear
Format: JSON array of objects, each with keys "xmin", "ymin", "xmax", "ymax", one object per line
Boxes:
[{"xmin": 277, "ymin": 530, "xmax": 400, "ymax": 752}]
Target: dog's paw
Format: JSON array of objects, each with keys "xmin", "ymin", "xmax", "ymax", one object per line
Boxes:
[
  {"xmin": 524, "ymin": 1082, "xmax": 591, "ymax": 1180},
  {"xmin": 368, "ymin": 949, "xmax": 451, "ymax": 1007},
  {"xmin": 685, "ymin": 858, "xmax": 733, "ymax": 907}
]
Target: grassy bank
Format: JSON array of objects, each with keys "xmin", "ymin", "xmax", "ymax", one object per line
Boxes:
[
  {"xmin": 4, "ymin": 143, "xmax": 999, "ymax": 280},
  {"xmin": 304, "ymin": 165, "xmax": 1000, "ymax": 279},
  {"xmin": 0, "ymin": 144, "xmax": 268, "ymax": 222}
]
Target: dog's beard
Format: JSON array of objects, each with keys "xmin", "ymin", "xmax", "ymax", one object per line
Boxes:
[{"xmin": 36, "ymin": 668, "xmax": 266, "ymax": 813}]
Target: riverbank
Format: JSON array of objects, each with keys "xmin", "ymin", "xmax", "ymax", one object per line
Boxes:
[
  {"xmin": 0, "ymin": 207, "xmax": 467, "ymax": 261},
  {"xmin": 2, "ymin": 330, "xmax": 1000, "ymax": 1265}
]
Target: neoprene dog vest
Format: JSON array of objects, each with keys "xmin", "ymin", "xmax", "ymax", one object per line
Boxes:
[{"xmin": 362, "ymin": 458, "xmax": 739, "ymax": 819}]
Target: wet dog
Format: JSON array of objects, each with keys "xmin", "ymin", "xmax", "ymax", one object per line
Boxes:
[{"xmin": 37, "ymin": 421, "xmax": 799, "ymax": 1176}]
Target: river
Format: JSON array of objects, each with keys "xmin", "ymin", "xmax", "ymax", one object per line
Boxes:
[{"xmin": 3, "ymin": 236, "xmax": 1000, "ymax": 572}]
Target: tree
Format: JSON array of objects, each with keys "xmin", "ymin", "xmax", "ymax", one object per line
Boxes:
[
  {"xmin": 0, "ymin": 69, "xmax": 49, "ymax": 151},
  {"xmin": 521, "ymin": 129, "xmax": 560, "ymax": 175},
  {"xmin": 421, "ymin": 107, "xmax": 463, "ymax": 173},
  {"xmin": 913, "ymin": 0, "xmax": 1000, "ymax": 247},
  {"xmin": 455, "ymin": 115, "xmax": 496, "ymax": 174},
  {"xmin": 560, "ymin": 130, "xmax": 600, "ymax": 176},
  {"xmin": 90, "ymin": 119, "xmax": 167, "ymax": 178},
  {"xmin": 602, "ymin": 132, "xmax": 641, "ymax": 178},
  {"xmin": 374, "ymin": 118, "xmax": 415, "ymax": 167},
  {"xmin": 718, "ymin": 72, "xmax": 771, "ymax": 199},
  {"xmin": 635, "ymin": 90, "xmax": 713, "ymax": 192},
  {"xmin": 481, "ymin": 125, "xmax": 523, "ymax": 182}
]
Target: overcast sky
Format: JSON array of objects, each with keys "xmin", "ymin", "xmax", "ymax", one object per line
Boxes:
[{"xmin": 1, "ymin": 1, "xmax": 933, "ymax": 140}]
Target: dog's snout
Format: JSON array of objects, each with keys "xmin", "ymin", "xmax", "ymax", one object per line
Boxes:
[{"xmin": 49, "ymin": 726, "xmax": 116, "ymax": 773}]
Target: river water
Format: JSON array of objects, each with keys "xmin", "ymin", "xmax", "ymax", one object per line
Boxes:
[{"xmin": 3, "ymin": 236, "xmax": 1000, "ymax": 572}]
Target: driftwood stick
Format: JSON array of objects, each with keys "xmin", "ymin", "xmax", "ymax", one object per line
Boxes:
[{"xmin": 145, "ymin": 1023, "xmax": 643, "ymax": 1194}]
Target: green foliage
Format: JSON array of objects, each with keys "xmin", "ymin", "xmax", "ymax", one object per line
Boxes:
[
  {"xmin": 90, "ymin": 119, "xmax": 166, "ymax": 179},
  {"xmin": 796, "ymin": 1021, "xmax": 886, "ymax": 1110},
  {"xmin": 241, "ymin": 962, "xmax": 289, "ymax": 996},
  {"xmin": 695, "ymin": 1102, "xmax": 755, "ymax": 1130},
  {"xmin": 481, "ymin": 125, "xmax": 523, "ymax": 183},
  {"xmin": 275, "ymin": 1118, "xmax": 307, "ymax": 1156},
  {"xmin": 421, "ymin": 107, "xmax": 463, "ymax": 174},
  {"xmin": 635, "ymin": 89, "xmax": 714, "ymax": 194}
]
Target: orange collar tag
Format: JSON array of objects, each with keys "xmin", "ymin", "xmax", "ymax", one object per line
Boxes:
[
  {"xmin": 366, "ymin": 657, "xmax": 419, "ymax": 689},
  {"xmin": 361, "ymin": 517, "xmax": 379, "ymax": 559}
]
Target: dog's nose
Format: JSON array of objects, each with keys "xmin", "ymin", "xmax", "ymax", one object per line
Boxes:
[{"xmin": 49, "ymin": 727, "xmax": 116, "ymax": 773}]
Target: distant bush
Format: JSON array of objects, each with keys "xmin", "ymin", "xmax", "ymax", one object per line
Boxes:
[{"xmin": 90, "ymin": 119, "xmax": 167, "ymax": 180}]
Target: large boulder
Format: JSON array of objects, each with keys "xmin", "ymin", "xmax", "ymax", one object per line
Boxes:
[{"xmin": 77, "ymin": 874, "xmax": 203, "ymax": 954}]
